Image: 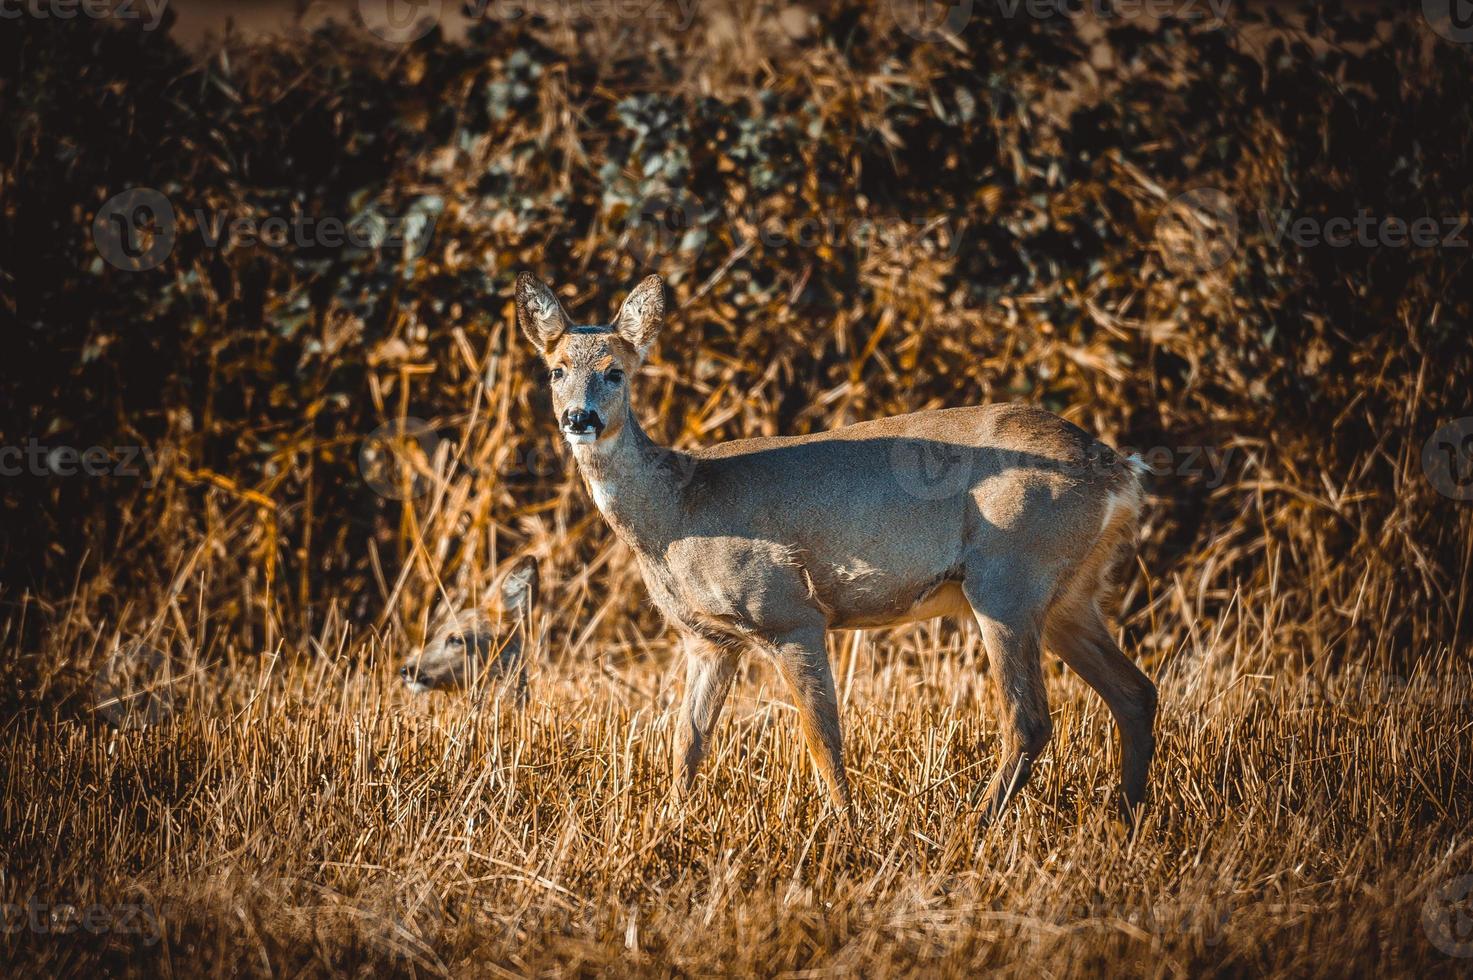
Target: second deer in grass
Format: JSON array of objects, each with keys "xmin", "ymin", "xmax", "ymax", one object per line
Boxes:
[
  {"xmin": 517, "ymin": 272, "xmax": 1157, "ymax": 823},
  {"xmin": 400, "ymin": 556, "xmax": 538, "ymax": 700}
]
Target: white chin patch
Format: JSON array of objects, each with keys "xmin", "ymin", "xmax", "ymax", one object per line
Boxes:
[
  {"xmin": 402, "ymin": 679, "xmax": 432, "ymax": 694},
  {"xmin": 563, "ymin": 430, "xmax": 598, "ymax": 445}
]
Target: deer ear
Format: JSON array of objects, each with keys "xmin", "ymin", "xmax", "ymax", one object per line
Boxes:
[
  {"xmin": 499, "ymin": 555, "xmax": 539, "ymax": 615},
  {"xmin": 516, "ymin": 273, "xmax": 570, "ymax": 354},
  {"xmin": 612, "ymin": 274, "xmax": 665, "ymax": 361}
]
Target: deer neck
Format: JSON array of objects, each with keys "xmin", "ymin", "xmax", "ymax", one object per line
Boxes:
[{"xmin": 570, "ymin": 408, "xmax": 686, "ymax": 552}]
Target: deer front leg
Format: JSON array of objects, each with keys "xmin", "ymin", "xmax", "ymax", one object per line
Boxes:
[
  {"xmin": 671, "ymin": 637, "xmax": 739, "ymax": 801},
  {"xmin": 770, "ymin": 626, "xmax": 852, "ymax": 816}
]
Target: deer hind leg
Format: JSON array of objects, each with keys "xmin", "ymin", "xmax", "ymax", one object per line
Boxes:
[
  {"xmin": 671, "ymin": 636, "xmax": 740, "ymax": 800},
  {"xmin": 1045, "ymin": 599, "xmax": 1156, "ymax": 818},
  {"xmin": 767, "ymin": 625, "xmax": 852, "ymax": 816},
  {"xmin": 963, "ymin": 569, "xmax": 1053, "ymax": 823}
]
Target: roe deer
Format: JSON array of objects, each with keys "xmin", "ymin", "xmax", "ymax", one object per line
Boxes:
[
  {"xmin": 517, "ymin": 272, "xmax": 1156, "ymax": 823},
  {"xmin": 400, "ymin": 556, "xmax": 538, "ymax": 699}
]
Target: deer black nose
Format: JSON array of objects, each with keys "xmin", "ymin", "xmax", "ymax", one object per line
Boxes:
[
  {"xmin": 562, "ymin": 408, "xmax": 603, "ymax": 435},
  {"xmin": 399, "ymin": 666, "xmax": 413, "ymax": 679}
]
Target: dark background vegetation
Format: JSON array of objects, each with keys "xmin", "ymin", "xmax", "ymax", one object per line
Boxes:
[
  {"xmin": 2, "ymin": 3, "xmax": 1472, "ymax": 973},
  {"xmin": 4, "ymin": 2, "xmax": 1469, "ymax": 662}
]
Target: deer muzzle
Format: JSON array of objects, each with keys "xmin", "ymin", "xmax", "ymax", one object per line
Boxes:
[{"xmin": 561, "ymin": 408, "xmax": 605, "ymax": 442}]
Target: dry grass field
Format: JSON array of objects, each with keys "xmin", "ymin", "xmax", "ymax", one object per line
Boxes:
[
  {"xmin": 4, "ymin": 1, "xmax": 1473, "ymax": 977},
  {"xmin": 4, "ymin": 589, "xmax": 1472, "ymax": 976}
]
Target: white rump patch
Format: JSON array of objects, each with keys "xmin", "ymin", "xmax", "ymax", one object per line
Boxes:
[{"xmin": 1099, "ymin": 489, "xmax": 1130, "ymax": 536}]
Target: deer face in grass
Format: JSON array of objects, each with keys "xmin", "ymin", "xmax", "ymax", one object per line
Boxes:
[
  {"xmin": 400, "ymin": 557, "xmax": 538, "ymax": 695},
  {"xmin": 516, "ymin": 272, "xmax": 664, "ymax": 447}
]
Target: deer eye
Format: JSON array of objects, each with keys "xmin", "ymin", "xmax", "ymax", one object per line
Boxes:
[
  {"xmin": 549, "ymin": 367, "xmax": 566, "ymax": 382},
  {"xmin": 605, "ymin": 368, "xmax": 624, "ymax": 384},
  {"xmin": 446, "ymin": 634, "xmax": 465, "ymax": 647}
]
